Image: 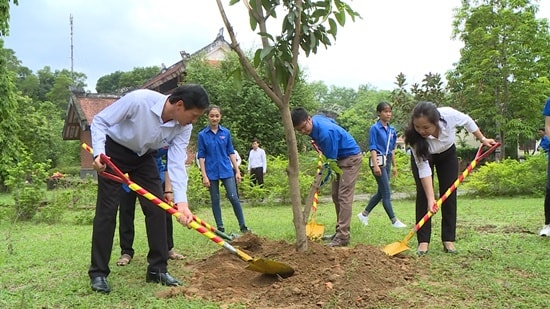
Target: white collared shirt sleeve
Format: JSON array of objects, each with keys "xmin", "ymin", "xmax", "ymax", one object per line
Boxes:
[
  {"xmin": 167, "ymin": 125, "xmax": 191, "ymax": 204},
  {"xmin": 411, "ymin": 151, "xmax": 432, "ymax": 179}
]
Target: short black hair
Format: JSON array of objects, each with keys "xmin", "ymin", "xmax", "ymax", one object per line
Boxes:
[
  {"xmin": 168, "ymin": 84, "xmax": 210, "ymax": 110},
  {"xmin": 291, "ymin": 107, "xmax": 309, "ymax": 127}
]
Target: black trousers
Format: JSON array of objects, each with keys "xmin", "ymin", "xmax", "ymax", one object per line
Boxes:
[
  {"xmin": 411, "ymin": 144, "xmax": 458, "ymax": 243},
  {"xmin": 545, "ymin": 153, "xmax": 550, "ymax": 224},
  {"xmin": 88, "ymin": 136, "xmax": 168, "ymax": 279},
  {"xmin": 118, "ymin": 189, "xmax": 175, "ymax": 258},
  {"xmin": 250, "ymin": 167, "xmax": 264, "ymax": 186}
]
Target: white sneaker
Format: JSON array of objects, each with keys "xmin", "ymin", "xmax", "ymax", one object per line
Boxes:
[
  {"xmin": 539, "ymin": 224, "xmax": 550, "ymax": 236},
  {"xmin": 357, "ymin": 212, "xmax": 369, "ymax": 226},
  {"xmin": 392, "ymin": 220, "xmax": 407, "ymax": 228}
]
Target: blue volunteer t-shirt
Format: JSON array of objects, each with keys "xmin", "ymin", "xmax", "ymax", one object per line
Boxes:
[
  {"xmin": 540, "ymin": 136, "xmax": 550, "ymax": 153},
  {"xmin": 197, "ymin": 125, "xmax": 236, "ymax": 181},
  {"xmin": 543, "ymin": 97, "xmax": 550, "ymax": 116},
  {"xmin": 309, "ymin": 115, "xmax": 360, "ymax": 160},
  {"xmin": 369, "ymin": 120, "xmax": 397, "ymax": 157}
]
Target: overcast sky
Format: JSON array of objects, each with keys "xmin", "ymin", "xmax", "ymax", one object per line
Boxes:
[{"xmin": 4, "ymin": 0, "xmax": 550, "ymax": 92}]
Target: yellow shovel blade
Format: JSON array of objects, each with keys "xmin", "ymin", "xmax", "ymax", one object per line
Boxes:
[
  {"xmin": 381, "ymin": 241, "xmax": 410, "ymax": 256},
  {"xmin": 306, "ymin": 221, "xmax": 324, "ymax": 240},
  {"xmin": 245, "ymin": 258, "xmax": 295, "ymax": 278}
]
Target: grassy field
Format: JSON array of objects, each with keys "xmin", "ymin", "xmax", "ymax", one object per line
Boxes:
[{"xmin": 1, "ymin": 195, "xmax": 550, "ymax": 308}]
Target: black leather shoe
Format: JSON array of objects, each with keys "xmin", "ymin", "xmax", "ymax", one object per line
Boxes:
[
  {"xmin": 146, "ymin": 271, "xmax": 183, "ymax": 286},
  {"xmin": 90, "ymin": 276, "xmax": 110, "ymax": 294}
]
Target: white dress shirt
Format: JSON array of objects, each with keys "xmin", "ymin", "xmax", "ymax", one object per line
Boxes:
[
  {"xmin": 413, "ymin": 107, "xmax": 479, "ymax": 179},
  {"xmin": 247, "ymin": 147, "xmax": 267, "ymax": 173},
  {"xmin": 91, "ymin": 89, "xmax": 191, "ymax": 203}
]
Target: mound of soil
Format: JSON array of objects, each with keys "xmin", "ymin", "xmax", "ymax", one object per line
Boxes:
[{"xmin": 157, "ymin": 233, "xmax": 420, "ymax": 308}]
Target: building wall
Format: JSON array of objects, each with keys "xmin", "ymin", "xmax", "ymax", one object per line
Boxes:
[{"xmin": 80, "ymin": 131, "xmax": 97, "ymax": 179}]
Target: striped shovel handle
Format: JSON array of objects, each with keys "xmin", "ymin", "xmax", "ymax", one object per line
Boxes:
[
  {"xmin": 81, "ymin": 144, "xmax": 247, "ymax": 256},
  {"xmin": 310, "ymin": 140, "xmax": 323, "ymax": 219},
  {"xmin": 403, "ymin": 142, "xmax": 501, "ymax": 243}
]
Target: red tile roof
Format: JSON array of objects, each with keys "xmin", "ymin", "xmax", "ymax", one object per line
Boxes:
[{"xmin": 62, "ymin": 92, "xmax": 119, "ymax": 140}]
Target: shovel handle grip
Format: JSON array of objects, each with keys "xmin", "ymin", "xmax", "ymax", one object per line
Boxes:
[{"xmin": 193, "ymin": 215, "xmax": 233, "ymax": 241}]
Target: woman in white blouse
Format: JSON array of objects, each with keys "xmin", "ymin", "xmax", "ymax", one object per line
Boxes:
[{"xmin": 404, "ymin": 102, "xmax": 496, "ymax": 256}]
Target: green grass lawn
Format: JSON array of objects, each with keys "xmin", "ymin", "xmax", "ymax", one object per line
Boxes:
[{"xmin": 1, "ymin": 196, "xmax": 550, "ymax": 308}]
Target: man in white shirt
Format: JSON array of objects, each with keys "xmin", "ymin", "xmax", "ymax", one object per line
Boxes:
[
  {"xmin": 247, "ymin": 139, "xmax": 267, "ymax": 187},
  {"xmin": 89, "ymin": 84, "xmax": 209, "ymax": 293}
]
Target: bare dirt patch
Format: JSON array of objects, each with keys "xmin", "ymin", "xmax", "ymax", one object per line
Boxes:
[{"xmin": 157, "ymin": 233, "xmax": 423, "ymax": 308}]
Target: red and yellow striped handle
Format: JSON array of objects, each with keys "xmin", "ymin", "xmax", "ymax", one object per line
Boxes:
[
  {"xmin": 311, "ymin": 140, "xmax": 323, "ymax": 220},
  {"xmin": 402, "ymin": 143, "xmax": 501, "ymax": 243},
  {"xmin": 81, "ymin": 143, "xmax": 253, "ymax": 261}
]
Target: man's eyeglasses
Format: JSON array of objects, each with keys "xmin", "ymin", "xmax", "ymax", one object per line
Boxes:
[{"xmin": 295, "ymin": 119, "xmax": 309, "ymax": 133}]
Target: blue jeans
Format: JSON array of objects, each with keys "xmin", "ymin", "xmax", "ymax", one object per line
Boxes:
[
  {"xmin": 364, "ymin": 160, "xmax": 396, "ymax": 221},
  {"xmin": 209, "ymin": 177, "xmax": 246, "ymax": 230}
]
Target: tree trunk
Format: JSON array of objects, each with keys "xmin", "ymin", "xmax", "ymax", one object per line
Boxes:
[{"xmin": 277, "ymin": 105, "xmax": 309, "ymax": 251}]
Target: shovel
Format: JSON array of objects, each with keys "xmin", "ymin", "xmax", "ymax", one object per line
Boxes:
[
  {"xmin": 382, "ymin": 143, "xmax": 501, "ymax": 256},
  {"xmin": 82, "ymin": 144, "xmax": 295, "ymax": 277},
  {"xmin": 305, "ymin": 140, "xmax": 325, "ymax": 240},
  {"xmin": 192, "ymin": 215, "xmax": 234, "ymax": 241}
]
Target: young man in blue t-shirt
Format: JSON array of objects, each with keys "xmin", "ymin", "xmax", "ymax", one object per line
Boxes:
[{"xmin": 292, "ymin": 107, "xmax": 363, "ymax": 247}]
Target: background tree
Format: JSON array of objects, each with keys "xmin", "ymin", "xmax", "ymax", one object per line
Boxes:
[
  {"xmin": 389, "ymin": 72, "xmax": 415, "ymax": 134},
  {"xmin": 33, "ymin": 67, "xmax": 86, "ymax": 105},
  {"xmin": 95, "ymin": 66, "xmax": 160, "ymax": 93},
  {"xmin": 448, "ymin": 0, "xmax": 550, "ymax": 159},
  {"xmin": 4, "ymin": 48, "xmax": 86, "ymax": 175},
  {"xmin": 0, "ymin": 0, "xmax": 22, "ymax": 191},
  {"xmin": 410, "ymin": 72, "xmax": 446, "ymax": 105},
  {"xmin": 4, "ymin": 48, "xmax": 41, "ymax": 100},
  {"xmin": 318, "ymin": 85, "xmax": 357, "ymax": 115},
  {"xmin": 215, "ymin": 0, "xmax": 360, "ymax": 251},
  {"xmin": 185, "ymin": 53, "xmax": 317, "ymax": 156},
  {"xmin": 337, "ymin": 85, "xmax": 391, "ymax": 150},
  {"xmin": 308, "ymin": 80, "xmax": 329, "ymax": 105},
  {"xmin": 0, "ymin": 0, "xmax": 16, "ymax": 37},
  {"xmin": 95, "ymin": 70, "xmax": 124, "ymax": 93}
]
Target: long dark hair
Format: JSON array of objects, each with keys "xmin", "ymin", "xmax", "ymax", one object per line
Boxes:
[{"xmin": 403, "ymin": 102, "xmax": 444, "ymax": 160}]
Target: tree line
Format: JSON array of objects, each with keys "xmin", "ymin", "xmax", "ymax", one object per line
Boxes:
[{"xmin": 1, "ymin": 0, "xmax": 550, "ymax": 193}]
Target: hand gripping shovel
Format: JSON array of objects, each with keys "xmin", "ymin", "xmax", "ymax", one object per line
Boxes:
[
  {"xmin": 82, "ymin": 144, "xmax": 294, "ymax": 277},
  {"xmin": 306, "ymin": 140, "xmax": 325, "ymax": 240},
  {"xmin": 382, "ymin": 142, "xmax": 501, "ymax": 256}
]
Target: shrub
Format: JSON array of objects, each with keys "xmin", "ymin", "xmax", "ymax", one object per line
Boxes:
[
  {"xmin": 464, "ymin": 153, "xmax": 546, "ymax": 197},
  {"xmin": 237, "ymin": 174, "xmax": 268, "ymax": 206},
  {"xmin": 186, "ymin": 164, "xmax": 211, "ymax": 209},
  {"xmin": 35, "ymin": 201, "xmax": 65, "ymax": 224},
  {"xmin": 74, "ymin": 210, "xmax": 95, "ymax": 225},
  {"xmin": 4, "ymin": 153, "xmax": 49, "ymax": 221}
]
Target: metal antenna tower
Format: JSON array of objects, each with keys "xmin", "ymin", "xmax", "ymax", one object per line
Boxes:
[{"xmin": 70, "ymin": 14, "xmax": 74, "ymax": 83}]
